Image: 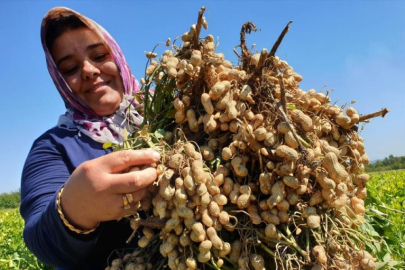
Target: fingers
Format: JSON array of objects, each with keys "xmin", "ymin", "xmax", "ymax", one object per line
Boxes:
[
  {"xmin": 118, "ymin": 188, "xmax": 149, "ymax": 218},
  {"xmin": 126, "ymin": 188, "xmax": 148, "ymax": 206},
  {"xmin": 108, "ymin": 167, "xmax": 158, "ymax": 194},
  {"xmin": 97, "ymin": 149, "xmax": 160, "ymax": 173},
  {"xmin": 131, "ymin": 187, "xmax": 150, "ymax": 203}
]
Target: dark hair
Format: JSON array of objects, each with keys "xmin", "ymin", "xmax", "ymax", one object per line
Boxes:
[{"xmin": 45, "ymin": 15, "xmax": 87, "ymax": 50}]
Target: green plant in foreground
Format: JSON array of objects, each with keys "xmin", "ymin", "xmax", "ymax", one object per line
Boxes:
[
  {"xmin": 0, "ymin": 208, "xmax": 54, "ymax": 270},
  {"xmin": 360, "ymin": 170, "xmax": 405, "ymax": 269}
]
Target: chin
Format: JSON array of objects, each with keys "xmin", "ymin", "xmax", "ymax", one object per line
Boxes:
[
  {"xmin": 91, "ymin": 104, "xmax": 118, "ymax": 117},
  {"xmin": 92, "ymin": 98, "xmax": 121, "ymax": 116}
]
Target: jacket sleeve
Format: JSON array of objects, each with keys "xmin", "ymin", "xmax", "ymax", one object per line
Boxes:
[{"xmin": 20, "ymin": 138, "xmax": 103, "ymax": 268}]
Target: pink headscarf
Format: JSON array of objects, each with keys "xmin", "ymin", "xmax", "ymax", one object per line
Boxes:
[{"xmin": 41, "ymin": 7, "xmax": 143, "ymax": 144}]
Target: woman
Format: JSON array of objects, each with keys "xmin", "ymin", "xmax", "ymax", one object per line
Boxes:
[{"xmin": 20, "ymin": 7, "xmax": 159, "ymax": 269}]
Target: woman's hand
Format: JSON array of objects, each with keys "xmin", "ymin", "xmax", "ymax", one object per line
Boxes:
[{"xmin": 60, "ymin": 149, "xmax": 161, "ymax": 230}]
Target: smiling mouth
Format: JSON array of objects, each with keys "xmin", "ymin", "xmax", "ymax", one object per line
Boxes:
[{"xmin": 87, "ymin": 81, "xmax": 111, "ymax": 93}]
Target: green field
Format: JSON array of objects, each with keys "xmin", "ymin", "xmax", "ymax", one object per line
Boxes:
[
  {"xmin": 0, "ymin": 208, "xmax": 53, "ymax": 270},
  {"xmin": 363, "ymin": 170, "xmax": 405, "ymax": 268},
  {"xmin": 1, "ymin": 170, "xmax": 404, "ymax": 269}
]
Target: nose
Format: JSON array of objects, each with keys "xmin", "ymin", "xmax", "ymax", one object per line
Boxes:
[{"xmin": 82, "ymin": 60, "xmax": 100, "ymax": 80}]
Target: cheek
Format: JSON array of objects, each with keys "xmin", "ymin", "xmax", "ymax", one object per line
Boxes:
[
  {"xmin": 65, "ymin": 77, "xmax": 81, "ymax": 95},
  {"xmin": 102, "ymin": 62, "xmax": 123, "ymax": 86},
  {"xmin": 101, "ymin": 61, "xmax": 120, "ymax": 77}
]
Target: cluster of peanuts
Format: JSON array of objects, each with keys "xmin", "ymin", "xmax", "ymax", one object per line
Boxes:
[
  {"xmin": 106, "ymin": 250, "xmax": 154, "ymax": 270},
  {"xmin": 146, "ymin": 141, "xmax": 269, "ymax": 270},
  {"xmin": 110, "ymin": 12, "xmax": 378, "ymax": 270}
]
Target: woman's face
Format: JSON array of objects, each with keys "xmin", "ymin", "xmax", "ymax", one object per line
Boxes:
[{"xmin": 51, "ymin": 27, "xmax": 124, "ymax": 116}]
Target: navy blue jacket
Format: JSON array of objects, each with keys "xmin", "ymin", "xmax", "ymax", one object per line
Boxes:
[{"xmin": 20, "ymin": 127, "xmax": 136, "ymax": 269}]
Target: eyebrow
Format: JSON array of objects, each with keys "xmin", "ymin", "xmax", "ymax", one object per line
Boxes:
[{"xmin": 56, "ymin": 42, "xmax": 105, "ymax": 67}]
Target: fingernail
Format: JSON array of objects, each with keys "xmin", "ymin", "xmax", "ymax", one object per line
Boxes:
[{"xmin": 152, "ymin": 151, "xmax": 161, "ymax": 160}]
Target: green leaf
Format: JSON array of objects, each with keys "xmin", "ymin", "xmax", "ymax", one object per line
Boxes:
[
  {"xmin": 361, "ymin": 222, "xmax": 381, "ymax": 237},
  {"xmin": 154, "ymin": 129, "xmax": 165, "ymax": 140},
  {"xmin": 286, "ymin": 103, "xmax": 296, "ymax": 110},
  {"xmin": 138, "ymin": 125, "xmax": 150, "ymax": 137},
  {"xmin": 383, "ymin": 253, "xmax": 392, "ymax": 261},
  {"xmin": 102, "ymin": 142, "xmax": 114, "ymax": 149},
  {"xmin": 165, "ymin": 109, "xmax": 176, "ymax": 119},
  {"xmin": 133, "ymin": 93, "xmax": 143, "ymax": 104},
  {"xmin": 369, "ymin": 207, "xmax": 387, "ymax": 216},
  {"xmin": 123, "ymin": 127, "xmax": 128, "ymax": 141},
  {"xmin": 375, "ymin": 261, "xmax": 388, "ymax": 269}
]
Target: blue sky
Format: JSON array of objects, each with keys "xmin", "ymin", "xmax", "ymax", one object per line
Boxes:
[{"xmin": 1, "ymin": 0, "xmax": 404, "ymax": 193}]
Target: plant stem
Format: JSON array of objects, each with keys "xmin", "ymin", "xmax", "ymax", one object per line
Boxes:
[
  {"xmin": 278, "ymin": 75, "xmax": 287, "ymax": 113},
  {"xmin": 305, "ymin": 228, "xmax": 310, "ymax": 256},
  {"xmin": 193, "ymin": 7, "xmax": 206, "ymax": 48},
  {"xmin": 207, "ymin": 260, "xmax": 221, "ymax": 270},
  {"xmin": 240, "ymin": 21, "xmax": 257, "ymax": 70},
  {"xmin": 269, "ymin": 21, "xmax": 293, "ymax": 57},
  {"xmin": 282, "ymin": 225, "xmax": 311, "ymax": 262},
  {"xmin": 377, "ymin": 204, "xmax": 405, "ymax": 214},
  {"xmin": 359, "ymin": 107, "xmax": 389, "ymax": 122},
  {"xmin": 258, "ymin": 242, "xmax": 276, "ymax": 258},
  {"xmin": 276, "ymin": 77, "xmax": 306, "ymax": 153}
]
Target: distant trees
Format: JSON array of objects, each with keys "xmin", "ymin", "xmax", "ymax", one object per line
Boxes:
[
  {"xmin": 0, "ymin": 190, "xmax": 21, "ymax": 209},
  {"xmin": 366, "ymin": 155, "xmax": 405, "ymax": 172}
]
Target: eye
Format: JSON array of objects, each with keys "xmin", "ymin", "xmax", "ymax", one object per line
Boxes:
[
  {"xmin": 94, "ymin": 54, "xmax": 107, "ymax": 62},
  {"xmin": 62, "ymin": 66, "xmax": 78, "ymax": 76}
]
